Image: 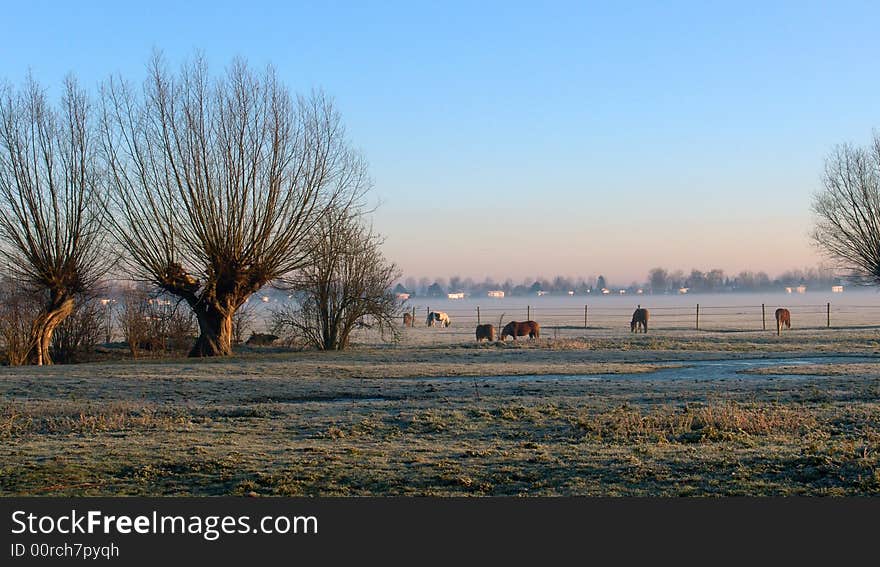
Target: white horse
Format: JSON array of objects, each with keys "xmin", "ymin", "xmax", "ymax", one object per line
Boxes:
[{"xmin": 426, "ymin": 311, "xmax": 451, "ymax": 327}]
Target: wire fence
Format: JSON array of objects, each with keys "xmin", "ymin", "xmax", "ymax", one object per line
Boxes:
[{"xmin": 402, "ymin": 302, "xmax": 880, "ymax": 332}]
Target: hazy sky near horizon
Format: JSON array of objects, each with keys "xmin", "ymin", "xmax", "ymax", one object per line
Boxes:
[{"xmin": 3, "ymin": 1, "xmax": 879, "ymax": 284}]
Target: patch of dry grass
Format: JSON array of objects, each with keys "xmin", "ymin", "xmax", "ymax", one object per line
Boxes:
[
  {"xmin": 0, "ymin": 402, "xmax": 196, "ymax": 436},
  {"xmin": 574, "ymin": 402, "xmax": 818, "ymax": 444}
]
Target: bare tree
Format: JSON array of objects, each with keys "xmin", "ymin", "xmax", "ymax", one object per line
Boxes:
[
  {"xmin": 0, "ymin": 76, "xmax": 107, "ymax": 365},
  {"xmin": 99, "ymin": 54, "xmax": 367, "ymax": 356},
  {"xmin": 272, "ymin": 208, "xmax": 400, "ymax": 350},
  {"xmin": 812, "ymin": 132, "xmax": 880, "ymax": 284}
]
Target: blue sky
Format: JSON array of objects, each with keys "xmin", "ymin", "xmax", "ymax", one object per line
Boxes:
[{"xmin": 3, "ymin": 1, "xmax": 879, "ymax": 283}]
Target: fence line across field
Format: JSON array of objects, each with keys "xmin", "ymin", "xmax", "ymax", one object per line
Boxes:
[{"xmin": 409, "ymin": 302, "xmax": 880, "ymax": 331}]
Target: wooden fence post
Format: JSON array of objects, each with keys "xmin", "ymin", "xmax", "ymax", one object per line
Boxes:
[
  {"xmin": 827, "ymin": 302, "xmax": 831, "ymax": 328},
  {"xmin": 584, "ymin": 305, "xmax": 588, "ymax": 329},
  {"xmin": 762, "ymin": 304, "xmax": 766, "ymax": 331},
  {"xmin": 477, "ymin": 306, "xmax": 481, "ymax": 325},
  {"xmin": 527, "ymin": 305, "xmax": 530, "ymax": 321},
  {"xmin": 696, "ymin": 304, "xmax": 700, "ymax": 330}
]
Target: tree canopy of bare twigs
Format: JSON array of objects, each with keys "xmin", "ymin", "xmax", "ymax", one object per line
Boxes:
[
  {"xmin": 272, "ymin": 208, "xmax": 400, "ymax": 350},
  {"xmin": 0, "ymin": 77, "xmax": 107, "ymax": 365},
  {"xmin": 99, "ymin": 54, "xmax": 368, "ymax": 356},
  {"xmin": 812, "ymin": 132, "xmax": 880, "ymax": 285},
  {"xmin": 0, "ymin": 277, "xmax": 40, "ymax": 365}
]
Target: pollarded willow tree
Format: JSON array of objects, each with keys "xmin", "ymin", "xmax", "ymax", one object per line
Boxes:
[
  {"xmin": 100, "ymin": 55, "xmax": 368, "ymax": 357},
  {"xmin": 812, "ymin": 132, "xmax": 880, "ymax": 284},
  {"xmin": 0, "ymin": 77, "xmax": 108, "ymax": 365}
]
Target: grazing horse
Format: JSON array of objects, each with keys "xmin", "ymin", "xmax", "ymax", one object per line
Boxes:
[
  {"xmin": 630, "ymin": 308, "xmax": 649, "ymax": 333},
  {"xmin": 426, "ymin": 311, "xmax": 451, "ymax": 327},
  {"xmin": 475, "ymin": 324, "xmax": 496, "ymax": 342},
  {"xmin": 403, "ymin": 312, "xmax": 414, "ymax": 327},
  {"xmin": 775, "ymin": 308, "xmax": 791, "ymax": 336},
  {"xmin": 500, "ymin": 320, "xmax": 540, "ymax": 341}
]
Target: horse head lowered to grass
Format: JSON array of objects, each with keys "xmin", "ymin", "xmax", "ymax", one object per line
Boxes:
[
  {"xmin": 775, "ymin": 308, "xmax": 791, "ymax": 336},
  {"xmin": 426, "ymin": 311, "xmax": 451, "ymax": 327},
  {"xmin": 500, "ymin": 320, "xmax": 539, "ymax": 340},
  {"xmin": 631, "ymin": 308, "xmax": 649, "ymax": 333}
]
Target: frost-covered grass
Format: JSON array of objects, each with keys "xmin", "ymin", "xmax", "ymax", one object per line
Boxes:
[{"xmin": 1, "ymin": 327, "xmax": 880, "ymax": 495}]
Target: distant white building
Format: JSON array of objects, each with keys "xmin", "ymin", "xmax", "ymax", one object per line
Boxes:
[
  {"xmin": 567, "ymin": 290, "xmax": 575, "ymax": 296},
  {"xmin": 678, "ymin": 287, "xmax": 689, "ymax": 294},
  {"xmin": 601, "ymin": 288, "xmax": 610, "ymax": 295},
  {"xmin": 487, "ymin": 290, "xmax": 505, "ymax": 298},
  {"xmin": 447, "ymin": 292, "xmax": 465, "ymax": 300},
  {"xmin": 796, "ymin": 285, "xmax": 807, "ymax": 294},
  {"xmin": 395, "ymin": 292, "xmax": 410, "ymax": 300},
  {"xmin": 832, "ymin": 285, "xmax": 844, "ymax": 293},
  {"xmin": 536, "ymin": 290, "xmax": 547, "ymax": 296}
]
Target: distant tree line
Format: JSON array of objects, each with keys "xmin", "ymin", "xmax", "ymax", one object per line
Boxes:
[
  {"xmin": 396, "ymin": 275, "xmax": 601, "ymax": 298},
  {"xmin": 645, "ymin": 266, "xmax": 840, "ymax": 294},
  {"xmin": 396, "ymin": 266, "xmax": 842, "ymax": 297}
]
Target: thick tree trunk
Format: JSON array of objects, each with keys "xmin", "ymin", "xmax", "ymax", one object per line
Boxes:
[
  {"xmin": 30, "ymin": 295, "xmax": 75, "ymax": 366},
  {"xmin": 189, "ymin": 304, "xmax": 234, "ymax": 357}
]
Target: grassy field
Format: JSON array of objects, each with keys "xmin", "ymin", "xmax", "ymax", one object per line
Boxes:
[{"xmin": 2, "ymin": 326, "xmax": 880, "ymax": 496}]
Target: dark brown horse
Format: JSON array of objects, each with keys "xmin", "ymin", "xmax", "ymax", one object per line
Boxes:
[
  {"xmin": 500, "ymin": 320, "xmax": 540, "ymax": 340},
  {"xmin": 775, "ymin": 308, "xmax": 791, "ymax": 336},
  {"xmin": 630, "ymin": 308, "xmax": 649, "ymax": 333},
  {"xmin": 403, "ymin": 312, "xmax": 414, "ymax": 327},
  {"xmin": 475, "ymin": 324, "xmax": 496, "ymax": 342},
  {"xmin": 246, "ymin": 333, "xmax": 278, "ymax": 346}
]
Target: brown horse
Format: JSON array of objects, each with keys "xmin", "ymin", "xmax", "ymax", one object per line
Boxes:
[
  {"xmin": 403, "ymin": 312, "xmax": 414, "ymax": 327},
  {"xmin": 775, "ymin": 308, "xmax": 791, "ymax": 336},
  {"xmin": 500, "ymin": 320, "xmax": 540, "ymax": 340},
  {"xmin": 475, "ymin": 324, "xmax": 496, "ymax": 342},
  {"xmin": 630, "ymin": 308, "xmax": 649, "ymax": 333}
]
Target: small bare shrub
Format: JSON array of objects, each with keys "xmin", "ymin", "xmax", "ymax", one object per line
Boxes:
[
  {"xmin": 162, "ymin": 307, "xmax": 197, "ymax": 353},
  {"xmin": 233, "ymin": 302, "xmax": 257, "ymax": 346},
  {"xmin": 119, "ymin": 286, "xmax": 196, "ymax": 358},
  {"xmin": 49, "ymin": 298, "xmax": 104, "ymax": 364},
  {"xmin": 0, "ymin": 278, "xmax": 38, "ymax": 365},
  {"xmin": 120, "ymin": 287, "xmax": 152, "ymax": 359}
]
